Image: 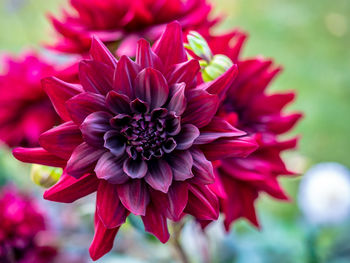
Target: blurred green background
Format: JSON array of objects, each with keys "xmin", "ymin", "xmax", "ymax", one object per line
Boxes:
[{"xmin": 0, "ymin": 0, "xmax": 350, "ymax": 262}]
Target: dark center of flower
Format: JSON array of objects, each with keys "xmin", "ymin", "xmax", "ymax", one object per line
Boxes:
[{"xmin": 105, "ymin": 99, "xmax": 180, "ymax": 161}]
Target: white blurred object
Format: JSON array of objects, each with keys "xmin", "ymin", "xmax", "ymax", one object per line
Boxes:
[{"xmin": 298, "ymin": 162, "xmax": 350, "ymax": 225}]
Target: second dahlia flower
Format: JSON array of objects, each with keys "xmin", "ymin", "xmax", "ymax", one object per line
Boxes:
[
  {"xmin": 14, "ymin": 22, "xmax": 257, "ymax": 260},
  {"xmin": 0, "ymin": 53, "xmax": 77, "ymax": 148},
  {"xmin": 49, "ymin": 0, "xmax": 217, "ymax": 56}
]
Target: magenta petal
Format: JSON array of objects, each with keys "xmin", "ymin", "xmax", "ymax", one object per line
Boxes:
[
  {"xmin": 79, "ymin": 60, "xmax": 114, "ymax": 95},
  {"xmin": 204, "ymin": 64, "xmax": 238, "ymax": 101},
  {"xmin": 113, "ymin": 55, "xmax": 141, "ymax": 98},
  {"xmin": 44, "ymin": 172, "xmax": 98, "ymax": 203},
  {"xmin": 13, "ymin": 147, "xmax": 66, "ymax": 167},
  {"xmin": 42, "ymin": 77, "xmax": 83, "ymax": 121},
  {"xmin": 200, "ymin": 136, "xmax": 258, "ymax": 161},
  {"xmin": 182, "ymin": 90, "xmax": 219, "ymax": 128},
  {"xmin": 81, "ymin": 111, "xmax": 112, "ymax": 147},
  {"xmin": 185, "ymin": 184, "xmax": 219, "ymax": 220},
  {"xmin": 135, "ymin": 39, "xmax": 162, "ymax": 70},
  {"xmin": 97, "ymin": 180, "xmax": 128, "ymax": 228},
  {"xmin": 153, "ymin": 21, "xmax": 187, "ymax": 68},
  {"xmin": 89, "ymin": 215, "xmax": 119, "ymax": 261},
  {"xmin": 145, "ymin": 160, "xmax": 173, "ymax": 193},
  {"xmin": 167, "ymin": 83, "xmax": 187, "ymax": 115},
  {"xmin": 105, "ymin": 91, "xmax": 131, "ymax": 114},
  {"xmin": 95, "ymin": 152, "xmax": 128, "ymax": 184},
  {"xmin": 134, "ymin": 68, "xmax": 169, "ymax": 109},
  {"xmin": 90, "ymin": 37, "xmax": 117, "ymax": 68},
  {"xmin": 66, "ymin": 142, "xmax": 106, "ymax": 178},
  {"xmin": 166, "ymin": 59, "xmax": 200, "ymax": 89},
  {"xmin": 39, "ymin": 121, "xmax": 82, "ymax": 159},
  {"xmin": 117, "ymin": 180, "xmax": 150, "ymax": 216},
  {"xmin": 104, "ymin": 131, "xmax": 126, "ymax": 158},
  {"xmin": 190, "ymin": 148, "xmax": 214, "ymax": 184},
  {"xmin": 175, "ymin": 124, "xmax": 200, "ymax": 150},
  {"xmin": 123, "ymin": 158, "xmax": 147, "ymax": 179},
  {"xmin": 142, "ymin": 205, "xmax": 169, "ymax": 243},
  {"xmin": 66, "ymin": 92, "xmax": 108, "ymax": 125},
  {"xmin": 167, "ymin": 150, "xmax": 193, "ymax": 181},
  {"xmin": 195, "ymin": 117, "xmax": 246, "ymax": 145}
]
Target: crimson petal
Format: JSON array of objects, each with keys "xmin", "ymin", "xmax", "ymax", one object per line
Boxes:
[
  {"xmin": 90, "ymin": 37, "xmax": 117, "ymax": 68},
  {"xmin": 117, "ymin": 180, "xmax": 150, "ymax": 216},
  {"xmin": 42, "ymin": 77, "xmax": 83, "ymax": 121},
  {"xmin": 190, "ymin": 148, "xmax": 214, "ymax": 184},
  {"xmin": 105, "ymin": 91, "xmax": 131, "ymax": 114},
  {"xmin": 142, "ymin": 204, "xmax": 169, "ymax": 243},
  {"xmin": 66, "ymin": 92, "xmax": 108, "ymax": 125},
  {"xmin": 175, "ymin": 124, "xmax": 200, "ymax": 150},
  {"xmin": 66, "ymin": 142, "xmax": 106, "ymax": 178},
  {"xmin": 81, "ymin": 111, "xmax": 112, "ymax": 147},
  {"xmin": 95, "ymin": 152, "xmax": 128, "ymax": 184},
  {"xmin": 134, "ymin": 68, "xmax": 169, "ymax": 109},
  {"xmin": 167, "ymin": 83, "xmax": 187, "ymax": 115},
  {"xmin": 13, "ymin": 147, "xmax": 66, "ymax": 167},
  {"xmin": 97, "ymin": 180, "xmax": 128, "ymax": 228},
  {"xmin": 44, "ymin": 172, "xmax": 98, "ymax": 203},
  {"xmin": 79, "ymin": 60, "xmax": 114, "ymax": 95},
  {"xmin": 145, "ymin": 160, "xmax": 173, "ymax": 193},
  {"xmin": 136, "ymin": 39, "xmax": 162, "ymax": 70},
  {"xmin": 166, "ymin": 59, "xmax": 200, "ymax": 89},
  {"xmin": 39, "ymin": 121, "xmax": 82, "ymax": 159}
]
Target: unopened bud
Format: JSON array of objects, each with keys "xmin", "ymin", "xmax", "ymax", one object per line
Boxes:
[
  {"xmin": 186, "ymin": 31, "xmax": 213, "ymax": 62},
  {"xmin": 30, "ymin": 164, "xmax": 62, "ymax": 188},
  {"xmin": 202, "ymin": 54, "xmax": 234, "ymax": 82}
]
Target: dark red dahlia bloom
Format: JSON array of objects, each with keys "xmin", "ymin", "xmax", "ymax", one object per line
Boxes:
[
  {"xmin": 0, "ymin": 185, "xmax": 58, "ymax": 263},
  {"xmin": 49, "ymin": 0, "xmax": 217, "ymax": 56},
  {"xmin": 0, "ymin": 53, "xmax": 77, "ymax": 148},
  {"xmin": 199, "ymin": 31, "xmax": 302, "ymax": 229},
  {"xmin": 14, "ymin": 22, "xmax": 257, "ymax": 260}
]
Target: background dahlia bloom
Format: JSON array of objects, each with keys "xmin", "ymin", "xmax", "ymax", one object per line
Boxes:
[
  {"xmin": 0, "ymin": 185, "xmax": 58, "ymax": 263},
  {"xmin": 198, "ymin": 31, "xmax": 303, "ymax": 229},
  {"xmin": 49, "ymin": 0, "xmax": 217, "ymax": 56},
  {"xmin": 14, "ymin": 22, "xmax": 258, "ymax": 260},
  {"xmin": 0, "ymin": 53, "xmax": 77, "ymax": 148}
]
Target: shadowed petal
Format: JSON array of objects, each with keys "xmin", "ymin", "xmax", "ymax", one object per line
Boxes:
[
  {"xmin": 134, "ymin": 68, "xmax": 169, "ymax": 109},
  {"xmin": 42, "ymin": 77, "xmax": 83, "ymax": 121},
  {"xmin": 66, "ymin": 143, "xmax": 106, "ymax": 178},
  {"xmin": 175, "ymin": 124, "xmax": 200, "ymax": 150},
  {"xmin": 167, "ymin": 150, "xmax": 193, "ymax": 181},
  {"xmin": 90, "ymin": 37, "xmax": 117, "ymax": 68},
  {"xmin": 39, "ymin": 121, "xmax": 82, "ymax": 159},
  {"xmin": 95, "ymin": 152, "xmax": 128, "ymax": 184},
  {"xmin": 66, "ymin": 92, "xmax": 108, "ymax": 125},
  {"xmin": 142, "ymin": 204, "xmax": 169, "ymax": 243},
  {"xmin": 166, "ymin": 60, "xmax": 200, "ymax": 89},
  {"xmin": 190, "ymin": 148, "xmax": 214, "ymax": 184},
  {"xmin": 117, "ymin": 180, "xmax": 150, "ymax": 216},
  {"xmin": 13, "ymin": 147, "xmax": 66, "ymax": 167},
  {"xmin": 145, "ymin": 160, "xmax": 173, "ymax": 193},
  {"xmin": 44, "ymin": 172, "xmax": 98, "ymax": 203},
  {"xmin": 97, "ymin": 180, "xmax": 128, "ymax": 228},
  {"xmin": 104, "ymin": 131, "xmax": 126, "ymax": 158},
  {"xmin": 123, "ymin": 158, "xmax": 148, "ymax": 179},
  {"xmin": 79, "ymin": 60, "xmax": 114, "ymax": 95},
  {"xmin": 195, "ymin": 117, "xmax": 246, "ymax": 145},
  {"xmin": 113, "ymin": 55, "xmax": 141, "ymax": 98},
  {"xmin": 167, "ymin": 83, "xmax": 187, "ymax": 115},
  {"xmin": 105, "ymin": 91, "xmax": 131, "ymax": 114},
  {"xmin": 81, "ymin": 111, "xmax": 112, "ymax": 147},
  {"xmin": 153, "ymin": 21, "xmax": 187, "ymax": 68},
  {"xmin": 89, "ymin": 214, "xmax": 119, "ymax": 261}
]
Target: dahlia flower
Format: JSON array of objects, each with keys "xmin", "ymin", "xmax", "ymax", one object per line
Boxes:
[
  {"xmin": 190, "ymin": 31, "xmax": 302, "ymax": 229},
  {"xmin": 0, "ymin": 185, "xmax": 58, "ymax": 263},
  {"xmin": 0, "ymin": 53, "xmax": 77, "ymax": 148},
  {"xmin": 49, "ymin": 0, "xmax": 217, "ymax": 56},
  {"xmin": 14, "ymin": 22, "xmax": 257, "ymax": 260}
]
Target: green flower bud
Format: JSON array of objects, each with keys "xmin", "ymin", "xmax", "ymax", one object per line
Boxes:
[
  {"xmin": 202, "ymin": 54, "xmax": 234, "ymax": 82},
  {"xmin": 186, "ymin": 31, "xmax": 213, "ymax": 61},
  {"xmin": 30, "ymin": 164, "xmax": 62, "ymax": 188}
]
